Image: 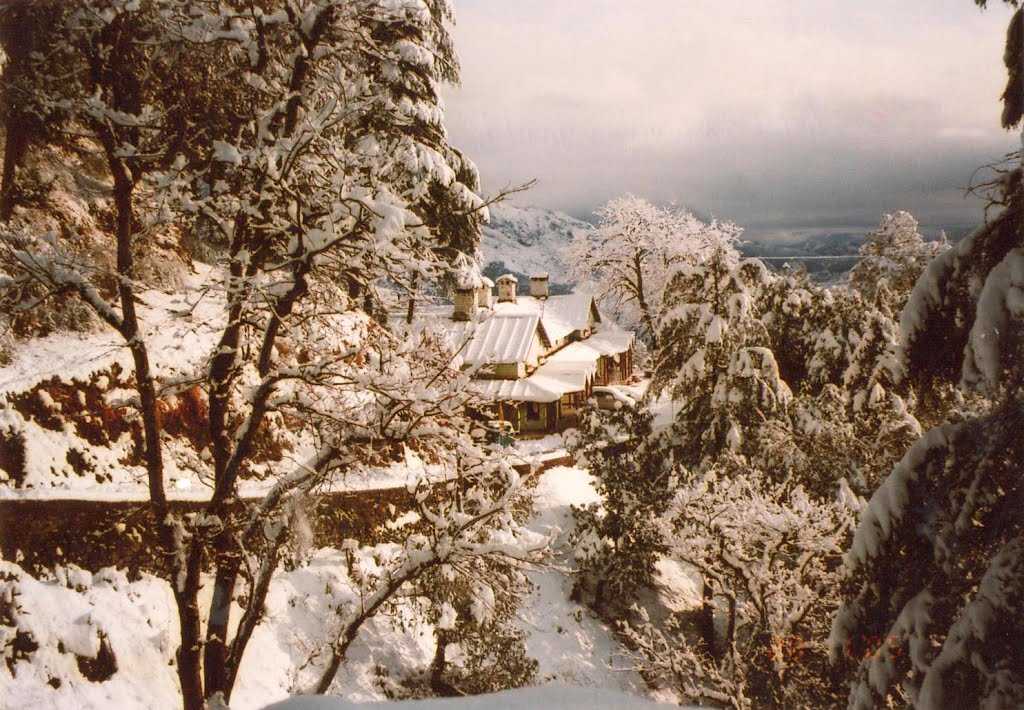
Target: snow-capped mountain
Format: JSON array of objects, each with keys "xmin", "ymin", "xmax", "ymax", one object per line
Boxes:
[{"xmin": 480, "ymin": 204, "xmax": 591, "ymax": 292}]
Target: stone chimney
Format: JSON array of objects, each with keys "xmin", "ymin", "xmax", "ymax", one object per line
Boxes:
[
  {"xmin": 452, "ymin": 287, "xmax": 478, "ymax": 321},
  {"xmin": 529, "ymin": 273, "xmax": 550, "ymax": 300},
  {"xmin": 477, "ymin": 276, "xmax": 494, "ymax": 310},
  {"xmin": 496, "ymin": 274, "xmax": 518, "ymax": 303}
]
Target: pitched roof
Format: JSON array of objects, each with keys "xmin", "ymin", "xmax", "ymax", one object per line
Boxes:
[
  {"xmin": 470, "ymin": 322, "xmax": 634, "ymax": 403},
  {"xmin": 492, "ymin": 293, "xmax": 597, "ymax": 343},
  {"xmin": 458, "ymin": 313, "xmax": 546, "ymax": 366}
]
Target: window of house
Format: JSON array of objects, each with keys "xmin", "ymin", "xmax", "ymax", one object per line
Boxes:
[{"xmin": 526, "ymin": 402, "xmax": 541, "ymax": 421}]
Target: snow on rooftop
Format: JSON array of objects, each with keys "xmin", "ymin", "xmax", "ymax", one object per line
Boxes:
[
  {"xmin": 392, "ymin": 294, "xmax": 633, "ymax": 404},
  {"xmin": 459, "ymin": 313, "xmax": 541, "ymax": 366},
  {"xmin": 493, "ymin": 293, "xmax": 595, "ymax": 344},
  {"xmin": 469, "ymin": 323, "xmax": 633, "ymax": 403},
  {"xmin": 497, "ymin": 273, "xmax": 518, "ymax": 283},
  {"xmin": 582, "ymin": 322, "xmax": 635, "ymax": 356},
  {"xmin": 472, "ymin": 376, "xmax": 564, "ymax": 403}
]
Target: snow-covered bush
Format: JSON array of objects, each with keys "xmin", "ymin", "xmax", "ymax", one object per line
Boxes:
[
  {"xmin": 625, "ymin": 462, "xmax": 856, "ymax": 709},
  {"xmin": 849, "ymin": 211, "xmax": 948, "ymax": 319},
  {"xmin": 403, "ymin": 557, "xmax": 537, "ymax": 698},
  {"xmin": 831, "ymin": 14, "xmax": 1024, "ymax": 704},
  {"xmin": 621, "ymin": 607, "xmax": 751, "ymax": 710},
  {"xmin": 566, "ymin": 404, "xmax": 674, "ymax": 616}
]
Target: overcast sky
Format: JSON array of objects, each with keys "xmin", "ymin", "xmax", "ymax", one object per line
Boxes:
[{"xmin": 442, "ymin": 1, "xmax": 1019, "ymax": 235}]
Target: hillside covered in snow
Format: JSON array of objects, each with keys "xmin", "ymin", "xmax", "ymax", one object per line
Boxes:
[{"xmin": 479, "ymin": 204, "xmax": 590, "ymax": 292}]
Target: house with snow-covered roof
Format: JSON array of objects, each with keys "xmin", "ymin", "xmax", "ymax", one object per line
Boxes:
[{"xmin": 405, "ymin": 271, "xmax": 636, "ymax": 435}]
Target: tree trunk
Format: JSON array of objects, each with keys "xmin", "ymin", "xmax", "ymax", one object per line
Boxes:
[
  {"xmin": 725, "ymin": 595, "xmax": 737, "ymax": 653},
  {"xmin": 634, "ymin": 252, "xmax": 658, "ymax": 350},
  {"xmin": 0, "ymin": 119, "xmax": 28, "ymax": 221},
  {"xmin": 406, "ymin": 273, "xmax": 420, "ymax": 325},
  {"xmin": 203, "ymin": 546, "xmax": 240, "ymax": 699},
  {"xmin": 0, "ymin": 3, "xmax": 37, "ymax": 222},
  {"xmin": 105, "ymin": 140, "xmax": 205, "ymax": 710},
  {"xmin": 699, "ymin": 580, "xmax": 716, "ymax": 659},
  {"xmin": 429, "ymin": 629, "xmax": 460, "ymax": 697},
  {"xmin": 173, "ymin": 544, "xmax": 207, "ymax": 710}
]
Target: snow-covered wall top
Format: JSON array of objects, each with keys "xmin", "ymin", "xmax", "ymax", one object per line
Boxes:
[{"xmin": 264, "ymin": 685, "xmax": 680, "ymax": 709}]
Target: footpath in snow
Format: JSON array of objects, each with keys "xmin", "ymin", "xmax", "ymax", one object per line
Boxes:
[{"xmin": 516, "ymin": 466, "xmax": 644, "ymax": 692}]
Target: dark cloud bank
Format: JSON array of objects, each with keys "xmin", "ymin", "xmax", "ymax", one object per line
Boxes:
[{"xmin": 443, "ymin": 0, "xmax": 1020, "ymax": 239}]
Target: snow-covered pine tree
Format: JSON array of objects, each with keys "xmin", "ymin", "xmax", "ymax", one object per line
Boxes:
[
  {"xmin": 566, "ymin": 403, "xmax": 674, "ymax": 616},
  {"xmin": 800, "ymin": 286, "xmax": 876, "ymax": 392},
  {"xmin": 758, "ymin": 267, "xmax": 820, "ymax": 389},
  {"xmin": 840, "ymin": 311, "xmax": 922, "ymax": 493},
  {"xmin": 831, "ymin": 5, "xmax": 1024, "ymax": 704},
  {"xmin": 652, "ymin": 244, "xmax": 790, "ymax": 467},
  {"xmin": 753, "ymin": 317, "xmax": 914, "ymax": 500},
  {"xmin": 849, "ymin": 211, "xmax": 948, "ymax": 319}
]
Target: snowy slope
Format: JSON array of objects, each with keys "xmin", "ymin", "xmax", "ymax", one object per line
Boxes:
[
  {"xmin": 515, "ymin": 467, "xmax": 644, "ymax": 692},
  {"xmin": 0, "ymin": 263, "xmax": 403, "ymax": 499},
  {"xmin": 480, "ymin": 205, "xmax": 591, "ymax": 288},
  {"xmin": 1, "ymin": 467, "xmax": 652, "ymax": 710}
]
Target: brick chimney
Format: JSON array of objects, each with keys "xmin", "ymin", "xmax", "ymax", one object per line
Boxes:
[
  {"xmin": 496, "ymin": 274, "xmax": 518, "ymax": 303},
  {"xmin": 452, "ymin": 287, "xmax": 478, "ymax": 321},
  {"xmin": 529, "ymin": 273, "xmax": 550, "ymax": 300},
  {"xmin": 477, "ymin": 276, "xmax": 494, "ymax": 310}
]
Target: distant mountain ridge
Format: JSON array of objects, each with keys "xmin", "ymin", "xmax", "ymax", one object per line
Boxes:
[
  {"xmin": 480, "ymin": 204, "xmax": 590, "ymax": 294},
  {"xmin": 480, "ymin": 205, "xmax": 978, "ymax": 286},
  {"xmin": 741, "ymin": 224, "xmax": 974, "ymax": 280}
]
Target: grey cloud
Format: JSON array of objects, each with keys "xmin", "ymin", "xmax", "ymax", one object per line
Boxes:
[{"xmin": 443, "ymin": 1, "xmax": 1019, "ymax": 231}]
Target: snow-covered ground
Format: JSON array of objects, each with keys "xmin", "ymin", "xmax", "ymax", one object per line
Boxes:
[
  {"xmin": 265, "ymin": 685, "xmax": 678, "ymax": 710},
  {"xmin": 0, "ymin": 264, "xmax": 225, "ymax": 394},
  {"xmin": 0, "ymin": 466, "xmax": 654, "ymax": 710},
  {"xmin": 516, "ymin": 467, "xmax": 643, "ymax": 692},
  {"xmin": 0, "ymin": 454, "xmax": 427, "ymax": 502},
  {"xmin": 510, "ymin": 433, "xmax": 566, "ymax": 457}
]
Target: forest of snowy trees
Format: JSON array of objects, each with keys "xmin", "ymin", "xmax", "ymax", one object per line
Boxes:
[{"xmin": 0, "ymin": 1, "xmax": 1022, "ymax": 709}]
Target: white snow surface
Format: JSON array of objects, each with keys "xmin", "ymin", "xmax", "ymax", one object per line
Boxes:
[
  {"xmin": 456, "ymin": 313, "xmax": 541, "ymax": 366},
  {"xmin": 0, "ymin": 263, "xmax": 224, "ymax": 394},
  {"xmin": 263, "ymin": 685, "xmax": 677, "ymax": 709},
  {"xmin": 518, "ymin": 467, "xmax": 643, "ymax": 692},
  {"xmin": 1, "ymin": 467, "xmax": 651, "ymax": 710}
]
